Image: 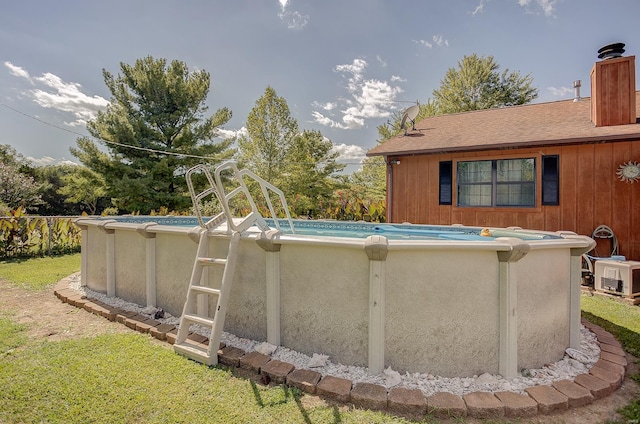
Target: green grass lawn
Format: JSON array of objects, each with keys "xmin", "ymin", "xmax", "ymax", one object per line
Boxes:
[
  {"xmin": 0, "ymin": 253, "xmax": 81, "ymax": 290},
  {"xmin": 2, "ymin": 333, "xmax": 412, "ymax": 424},
  {"xmin": 581, "ymin": 294, "xmax": 640, "ymax": 423},
  {"xmin": 1, "ymin": 255, "xmax": 639, "ymax": 423},
  {"xmin": 0, "ymin": 254, "xmax": 416, "ymax": 424}
]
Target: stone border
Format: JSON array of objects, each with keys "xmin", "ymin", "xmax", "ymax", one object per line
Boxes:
[{"xmin": 53, "ymin": 279, "xmax": 629, "ymax": 420}]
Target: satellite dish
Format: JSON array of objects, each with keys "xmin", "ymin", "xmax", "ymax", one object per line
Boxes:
[
  {"xmin": 405, "ymin": 105, "xmax": 419, "ymax": 121},
  {"xmin": 400, "ymin": 104, "xmax": 420, "ymax": 135},
  {"xmin": 400, "ymin": 113, "xmax": 408, "ymax": 133}
]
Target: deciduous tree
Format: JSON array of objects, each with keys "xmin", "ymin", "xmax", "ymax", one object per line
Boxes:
[
  {"xmin": 237, "ymin": 87, "xmax": 345, "ymax": 218},
  {"xmin": 237, "ymin": 86, "xmax": 298, "ymax": 187},
  {"xmin": 33, "ymin": 164, "xmax": 80, "ymax": 216},
  {"xmin": 0, "ymin": 163, "xmax": 42, "ymax": 212},
  {"xmin": 57, "ymin": 166, "xmax": 107, "ymax": 215},
  {"xmin": 285, "ymin": 130, "xmax": 345, "ymax": 217},
  {"xmin": 348, "ymin": 156, "xmax": 386, "ymax": 202}
]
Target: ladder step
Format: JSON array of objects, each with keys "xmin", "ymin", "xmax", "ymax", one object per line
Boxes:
[
  {"xmin": 183, "ymin": 314, "xmax": 215, "ymax": 327},
  {"xmin": 197, "ymin": 257, "xmax": 227, "ymax": 266},
  {"xmin": 174, "ymin": 342, "xmax": 217, "ymax": 366},
  {"xmin": 190, "ymin": 285, "xmax": 221, "ymax": 296}
]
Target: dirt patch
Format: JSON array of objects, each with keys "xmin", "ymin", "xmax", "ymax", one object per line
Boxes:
[
  {"xmin": 1, "ymin": 274, "xmax": 638, "ymax": 423},
  {"xmin": 0, "ymin": 275, "xmax": 130, "ymax": 342}
]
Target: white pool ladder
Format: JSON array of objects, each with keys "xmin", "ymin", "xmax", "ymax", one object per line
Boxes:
[{"xmin": 174, "ymin": 161, "xmax": 293, "ymax": 365}]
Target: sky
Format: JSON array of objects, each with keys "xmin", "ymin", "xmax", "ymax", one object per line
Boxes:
[{"xmin": 1, "ymin": 0, "xmax": 639, "ymax": 172}]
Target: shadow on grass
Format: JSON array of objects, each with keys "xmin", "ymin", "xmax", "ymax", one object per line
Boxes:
[
  {"xmin": 0, "ymin": 257, "xmax": 30, "ymax": 265},
  {"xmin": 249, "ymin": 379, "xmax": 343, "ymax": 424},
  {"xmin": 250, "ymin": 380, "xmax": 295, "ymax": 408}
]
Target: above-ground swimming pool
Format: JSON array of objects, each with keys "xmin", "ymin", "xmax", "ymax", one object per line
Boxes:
[{"xmin": 75, "ymin": 217, "xmax": 594, "ymax": 378}]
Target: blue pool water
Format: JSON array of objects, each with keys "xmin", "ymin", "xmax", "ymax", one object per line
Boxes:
[{"xmin": 106, "ymin": 216, "xmax": 561, "ymax": 241}]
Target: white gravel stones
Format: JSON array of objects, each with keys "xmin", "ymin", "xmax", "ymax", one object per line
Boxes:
[
  {"xmin": 70, "ymin": 278, "xmax": 601, "ymax": 397},
  {"xmin": 307, "ymin": 353, "xmax": 329, "ymax": 368},
  {"xmin": 254, "ymin": 342, "xmax": 278, "ymax": 356}
]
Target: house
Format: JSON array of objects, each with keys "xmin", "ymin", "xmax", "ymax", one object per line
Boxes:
[{"xmin": 367, "ymin": 48, "xmax": 640, "ymax": 260}]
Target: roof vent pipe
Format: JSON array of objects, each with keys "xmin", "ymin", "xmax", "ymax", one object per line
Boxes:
[
  {"xmin": 598, "ymin": 42, "xmax": 625, "ymax": 60},
  {"xmin": 573, "ymin": 80, "xmax": 581, "ymax": 102}
]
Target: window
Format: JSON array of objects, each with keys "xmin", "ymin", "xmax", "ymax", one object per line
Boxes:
[
  {"xmin": 439, "ymin": 161, "xmax": 452, "ymax": 205},
  {"xmin": 457, "ymin": 158, "xmax": 535, "ymax": 207},
  {"xmin": 541, "ymin": 155, "xmax": 560, "ymax": 205}
]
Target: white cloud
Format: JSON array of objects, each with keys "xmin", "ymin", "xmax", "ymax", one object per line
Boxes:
[
  {"xmin": 414, "ymin": 39, "xmax": 433, "ymax": 48},
  {"xmin": 390, "ymin": 75, "xmax": 406, "ymax": 83},
  {"xmin": 312, "ymin": 58, "xmax": 403, "ymax": 130},
  {"xmin": 547, "ymin": 86, "xmax": 573, "ymax": 97},
  {"xmin": 216, "ymin": 127, "xmax": 250, "ymax": 141},
  {"xmin": 277, "ymin": 0, "xmax": 309, "ymax": 29},
  {"xmin": 5, "ymin": 63, "xmax": 109, "ymax": 127},
  {"xmin": 311, "ymin": 111, "xmax": 348, "ymax": 129},
  {"xmin": 330, "ymin": 143, "xmax": 367, "ymax": 162},
  {"xmin": 432, "ymin": 35, "xmax": 449, "ymax": 47},
  {"xmin": 334, "ymin": 59, "xmax": 367, "ymax": 79},
  {"xmin": 215, "ymin": 127, "xmax": 245, "ymax": 139},
  {"xmin": 312, "ymin": 101, "xmax": 337, "ymax": 111},
  {"xmin": 413, "ymin": 35, "xmax": 449, "ymax": 49},
  {"xmin": 4, "ymin": 61, "xmax": 31, "ymax": 80},
  {"xmin": 518, "ymin": 0, "xmax": 556, "ymax": 17},
  {"xmin": 376, "ymin": 55, "xmax": 387, "ymax": 68},
  {"xmin": 27, "ymin": 156, "xmax": 79, "ymax": 167},
  {"xmin": 471, "ymin": 0, "xmax": 484, "ymax": 15},
  {"xmin": 340, "ymin": 110, "xmax": 366, "ymax": 129},
  {"xmin": 353, "ymin": 79, "xmax": 402, "ymax": 118}
]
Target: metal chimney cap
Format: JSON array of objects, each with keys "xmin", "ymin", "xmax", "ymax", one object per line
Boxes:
[
  {"xmin": 573, "ymin": 80, "xmax": 582, "ymax": 102},
  {"xmin": 598, "ymin": 42, "xmax": 625, "ymax": 60}
]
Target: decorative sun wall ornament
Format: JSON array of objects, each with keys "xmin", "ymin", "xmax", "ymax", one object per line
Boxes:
[{"xmin": 617, "ymin": 160, "xmax": 640, "ymax": 183}]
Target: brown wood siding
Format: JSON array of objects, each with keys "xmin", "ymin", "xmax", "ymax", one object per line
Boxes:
[
  {"xmin": 632, "ymin": 140, "xmax": 640, "ymax": 257},
  {"xmin": 590, "ymin": 56, "xmax": 637, "ymax": 126},
  {"xmin": 387, "ymin": 140, "xmax": 640, "ymax": 260}
]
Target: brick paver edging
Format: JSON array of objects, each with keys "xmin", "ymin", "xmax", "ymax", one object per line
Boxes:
[{"xmin": 53, "ymin": 278, "xmax": 628, "ymax": 420}]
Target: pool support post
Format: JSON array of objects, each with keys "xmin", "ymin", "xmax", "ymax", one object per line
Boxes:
[
  {"xmin": 365, "ymin": 235, "xmax": 388, "ymax": 375},
  {"xmin": 257, "ymin": 229, "xmax": 283, "ymax": 347},
  {"xmin": 136, "ymin": 223, "xmax": 158, "ymax": 308},
  {"xmin": 74, "ymin": 219, "xmax": 89, "ymax": 287},
  {"xmin": 97, "ymin": 220, "xmax": 117, "ymax": 297},
  {"xmin": 496, "ymin": 237, "xmax": 530, "ymax": 379},
  {"xmin": 557, "ymin": 232, "xmax": 596, "ymax": 349}
]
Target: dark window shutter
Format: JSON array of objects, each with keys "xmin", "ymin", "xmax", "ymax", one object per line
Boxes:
[
  {"xmin": 439, "ymin": 161, "xmax": 452, "ymax": 205},
  {"xmin": 541, "ymin": 155, "xmax": 559, "ymax": 205}
]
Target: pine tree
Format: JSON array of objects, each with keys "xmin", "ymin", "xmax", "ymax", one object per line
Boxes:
[
  {"xmin": 432, "ymin": 54, "xmax": 538, "ymax": 114},
  {"xmin": 71, "ymin": 56, "xmax": 234, "ymax": 213}
]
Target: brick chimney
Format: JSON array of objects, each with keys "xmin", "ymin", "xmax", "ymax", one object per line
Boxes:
[{"xmin": 590, "ymin": 43, "xmax": 636, "ymax": 127}]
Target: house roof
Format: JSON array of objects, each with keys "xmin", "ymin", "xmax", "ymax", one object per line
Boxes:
[{"xmin": 367, "ymin": 91, "xmax": 640, "ymax": 157}]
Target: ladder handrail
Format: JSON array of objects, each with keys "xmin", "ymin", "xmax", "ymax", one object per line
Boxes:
[
  {"xmin": 237, "ymin": 168, "xmax": 295, "ymax": 234},
  {"xmin": 186, "ymin": 164, "xmax": 226, "ymax": 230},
  {"xmin": 213, "ymin": 161, "xmax": 268, "ymax": 233},
  {"xmin": 213, "ymin": 161, "xmax": 295, "ymax": 234},
  {"xmin": 187, "ymin": 161, "xmax": 295, "ymax": 235}
]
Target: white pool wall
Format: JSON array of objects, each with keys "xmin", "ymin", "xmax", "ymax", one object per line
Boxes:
[{"xmin": 75, "ymin": 218, "xmax": 594, "ymax": 378}]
